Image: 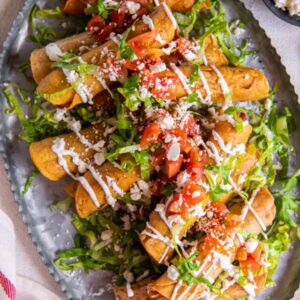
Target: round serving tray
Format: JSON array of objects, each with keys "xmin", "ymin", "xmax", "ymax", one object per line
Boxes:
[{"xmin": 0, "ymin": 0, "xmax": 300, "ymax": 299}]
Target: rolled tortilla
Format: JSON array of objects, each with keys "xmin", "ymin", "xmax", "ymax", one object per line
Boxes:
[
  {"xmin": 202, "ymin": 35, "xmax": 228, "ymax": 66},
  {"xmin": 29, "ymin": 123, "xmax": 108, "ymax": 181},
  {"xmin": 75, "ymin": 157, "xmax": 140, "ymax": 217},
  {"xmin": 147, "ymin": 187, "xmax": 275, "ymax": 300},
  {"xmin": 114, "ymin": 273, "xmax": 266, "ymax": 300},
  {"xmin": 139, "ymin": 120, "xmax": 254, "ymax": 264},
  {"xmin": 31, "ymin": 32, "xmax": 99, "ymax": 83},
  {"xmin": 161, "ymin": 64, "xmax": 270, "ymax": 102},
  {"xmin": 215, "ymin": 273, "xmax": 267, "ymax": 300},
  {"xmin": 171, "ymin": 0, "xmax": 210, "ymax": 12},
  {"xmin": 36, "ymin": 5, "xmax": 176, "ymax": 109}
]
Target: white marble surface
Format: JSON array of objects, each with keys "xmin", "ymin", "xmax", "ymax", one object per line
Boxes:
[{"xmin": 0, "ymin": 0, "xmax": 299, "ymax": 299}]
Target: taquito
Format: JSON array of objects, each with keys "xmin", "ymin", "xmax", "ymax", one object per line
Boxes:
[
  {"xmin": 31, "ymin": 32, "xmax": 99, "ymax": 83},
  {"xmin": 29, "ymin": 123, "xmax": 108, "ymax": 181}
]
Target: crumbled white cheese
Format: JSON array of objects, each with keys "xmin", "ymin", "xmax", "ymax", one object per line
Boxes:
[
  {"xmin": 101, "ymin": 230, "xmax": 113, "ymax": 241},
  {"xmin": 126, "ymin": 1, "xmax": 141, "ymax": 14},
  {"xmin": 167, "ymin": 265, "xmax": 180, "ymax": 281},
  {"xmin": 245, "ymin": 239, "xmax": 259, "ymax": 254},
  {"xmin": 150, "ymin": 62, "xmax": 167, "ymax": 73},
  {"xmin": 45, "ymin": 43, "xmax": 64, "ymax": 61},
  {"xmin": 94, "ymin": 152, "xmax": 106, "ymax": 166},
  {"xmin": 142, "ymin": 15, "xmax": 155, "ymax": 30},
  {"xmin": 166, "ymin": 139, "xmax": 181, "ymax": 161},
  {"xmin": 176, "ymin": 171, "xmax": 190, "ymax": 188}
]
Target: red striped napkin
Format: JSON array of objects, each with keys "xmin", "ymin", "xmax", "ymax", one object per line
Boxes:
[{"xmin": 0, "ymin": 210, "xmax": 16, "ymax": 300}]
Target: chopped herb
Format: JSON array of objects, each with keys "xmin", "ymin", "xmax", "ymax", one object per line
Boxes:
[
  {"xmin": 161, "ymin": 183, "xmax": 177, "ymax": 197},
  {"xmin": 172, "ymin": 252, "xmax": 212, "ymax": 287},
  {"xmin": 119, "ymin": 38, "xmax": 135, "ymax": 60},
  {"xmin": 50, "ymin": 197, "xmax": 73, "ymax": 212},
  {"xmin": 22, "ymin": 169, "xmax": 39, "ymax": 195}
]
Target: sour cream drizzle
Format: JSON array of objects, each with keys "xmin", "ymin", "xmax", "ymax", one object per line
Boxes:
[
  {"xmin": 170, "ymin": 280, "xmax": 183, "ymax": 300},
  {"xmin": 211, "ymin": 65, "xmax": 231, "ymax": 105},
  {"xmin": 51, "ymin": 138, "xmax": 100, "ymax": 207},
  {"xmin": 88, "ymin": 167, "xmax": 117, "ymax": 207},
  {"xmin": 162, "ymin": 2, "xmax": 178, "ymax": 29},
  {"xmin": 106, "ymin": 175, "xmax": 124, "ymax": 196},
  {"xmin": 241, "ymin": 188, "xmax": 267, "ymax": 238},
  {"xmin": 198, "ymin": 68, "xmax": 212, "ymax": 104},
  {"xmin": 170, "ymin": 63, "xmax": 193, "ymax": 95}
]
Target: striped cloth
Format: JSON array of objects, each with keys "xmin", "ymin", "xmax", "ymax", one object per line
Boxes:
[{"xmin": 0, "ymin": 210, "xmax": 16, "ymax": 300}]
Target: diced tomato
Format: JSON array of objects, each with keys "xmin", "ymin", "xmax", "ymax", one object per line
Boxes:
[
  {"xmin": 236, "ymin": 246, "xmax": 248, "ymax": 262},
  {"xmin": 186, "ymin": 147, "xmax": 207, "ymax": 180},
  {"xmin": 109, "ymin": 9, "xmax": 126, "ymax": 28},
  {"xmin": 240, "ymin": 256, "xmax": 261, "ymax": 271},
  {"xmin": 166, "ymin": 156, "xmax": 183, "ymax": 178},
  {"xmin": 124, "ymin": 56, "xmax": 161, "ymax": 72},
  {"xmin": 128, "ymin": 30, "xmax": 159, "ymax": 57},
  {"xmin": 249, "ymin": 242, "xmax": 263, "ymax": 261},
  {"xmin": 203, "ymin": 235, "xmax": 220, "ymax": 254},
  {"xmin": 87, "ymin": 15, "xmax": 105, "ymax": 32},
  {"xmin": 177, "ymin": 37, "xmax": 191, "ymax": 55},
  {"xmin": 182, "ymin": 114, "xmax": 198, "ymax": 137},
  {"xmin": 182, "ymin": 183, "xmax": 205, "ymax": 206},
  {"xmin": 167, "ymin": 193, "xmax": 189, "ymax": 218},
  {"xmin": 151, "ymin": 75, "xmax": 179, "ymax": 100},
  {"xmin": 208, "ymin": 202, "xmax": 229, "ymax": 219},
  {"xmin": 140, "ymin": 122, "xmax": 162, "ymax": 148},
  {"xmin": 166, "ymin": 128, "xmax": 192, "ymax": 153},
  {"xmin": 97, "ymin": 23, "xmax": 117, "ymax": 42},
  {"xmin": 151, "ymin": 150, "xmax": 166, "ymax": 168},
  {"xmin": 151, "ymin": 179, "xmax": 162, "ymax": 196}
]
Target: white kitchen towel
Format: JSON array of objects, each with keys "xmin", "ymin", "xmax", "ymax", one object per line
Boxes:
[{"xmin": 0, "ymin": 209, "xmax": 16, "ymax": 300}]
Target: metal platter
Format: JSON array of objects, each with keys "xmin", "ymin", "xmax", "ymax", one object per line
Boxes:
[{"xmin": 0, "ymin": 0, "xmax": 299, "ymax": 299}]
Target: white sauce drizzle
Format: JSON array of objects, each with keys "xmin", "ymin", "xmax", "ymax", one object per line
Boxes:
[
  {"xmin": 106, "ymin": 175, "xmax": 124, "ymax": 196},
  {"xmin": 88, "ymin": 167, "xmax": 117, "ymax": 207},
  {"xmin": 241, "ymin": 188, "xmax": 267, "ymax": 238},
  {"xmin": 162, "ymin": 2, "xmax": 178, "ymax": 29},
  {"xmin": 170, "ymin": 63, "xmax": 193, "ymax": 95},
  {"xmin": 159, "ymin": 245, "xmax": 170, "ymax": 264},
  {"xmin": 211, "ymin": 65, "xmax": 231, "ymax": 105},
  {"xmin": 51, "ymin": 138, "xmax": 100, "ymax": 207},
  {"xmin": 94, "ymin": 72, "xmax": 113, "ymax": 97},
  {"xmin": 170, "ymin": 280, "xmax": 183, "ymax": 300},
  {"xmin": 63, "ymin": 69, "xmax": 94, "ymax": 104},
  {"xmin": 177, "ymin": 285, "xmax": 192, "ymax": 300},
  {"xmin": 144, "ymin": 223, "xmax": 174, "ymax": 247},
  {"xmin": 198, "ymin": 68, "xmax": 212, "ymax": 104},
  {"xmin": 186, "ymin": 284, "xmax": 202, "ymax": 300},
  {"xmin": 126, "ymin": 282, "xmax": 134, "ymax": 298}
]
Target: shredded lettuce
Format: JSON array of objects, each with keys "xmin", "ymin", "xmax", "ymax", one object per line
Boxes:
[
  {"xmin": 55, "ymin": 208, "xmax": 161, "ymax": 285},
  {"xmin": 3, "ymin": 83, "xmax": 67, "ymax": 142}
]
